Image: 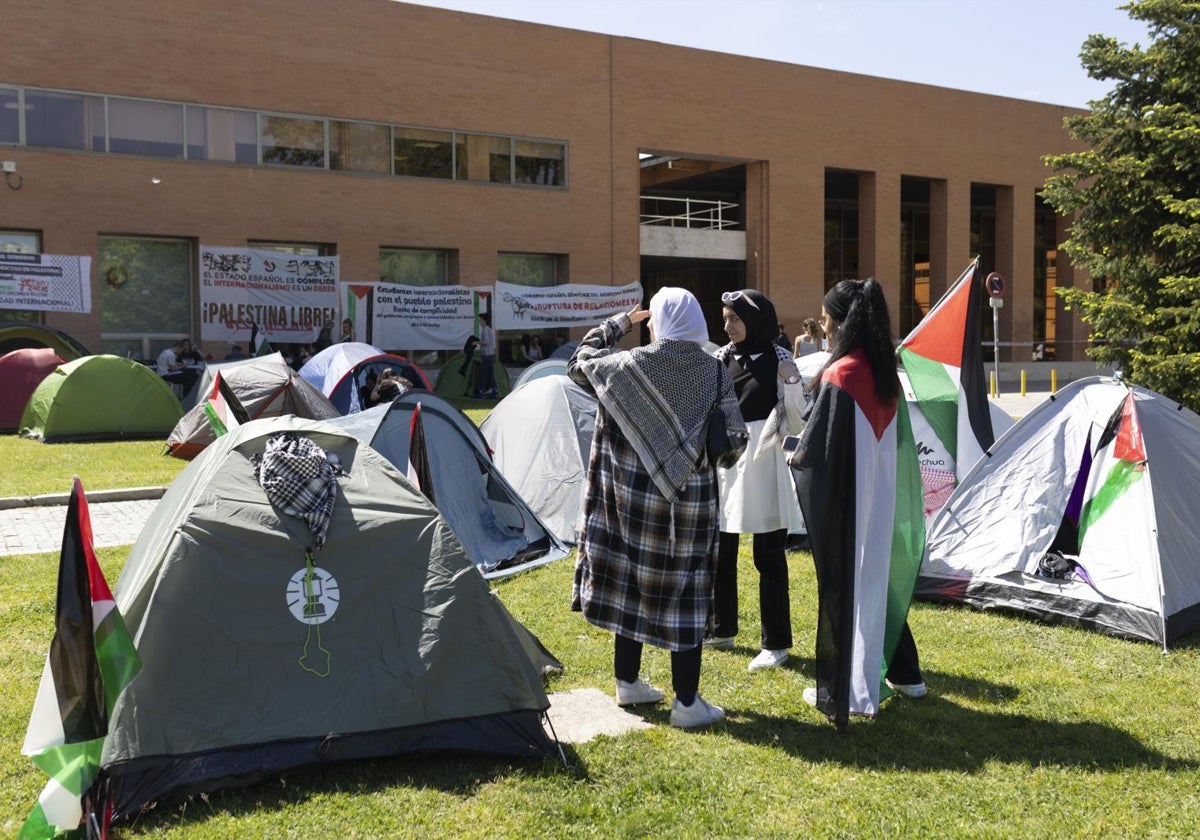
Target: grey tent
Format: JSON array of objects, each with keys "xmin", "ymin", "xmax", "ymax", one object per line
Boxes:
[
  {"xmin": 100, "ymin": 416, "xmax": 556, "ymax": 821},
  {"xmin": 166, "ymin": 355, "xmax": 339, "ymax": 459},
  {"xmin": 180, "ymin": 350, "xmax": 288, "ymax": 410},
  {"xmin": 481, "ymin": 374, "xmax": 598, "ymax": 544},
  {"xmin": 328, "ymin": 392, "xmax": 570, "ymax": 577},
  {"xmin": 919, "ymin": 377, "xmax": 1200, "ymax": 647}
]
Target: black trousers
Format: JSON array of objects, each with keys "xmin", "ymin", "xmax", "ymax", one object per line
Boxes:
[
  {"xmin": 885, "ymin": 622, "xmax": 923, "ymax": 686},
  {"xmin": 614, "ymin": 634, "xmax": 702, "ymax": 706},
  {"xmin": 712, "ymin": 529, "xmax": 793, "ymax": 650}
]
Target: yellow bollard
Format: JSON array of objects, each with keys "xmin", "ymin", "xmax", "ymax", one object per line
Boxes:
[
  {"xmin": 990, "ymin": 370, "xmax": 996, "ymax": 397},
  {"xmin": 1021, "ymin": 369, "xmax": 1027, "ymax": 396},
  {"xmin": 1051, "ymin": 368, "xmax": 1058, "ymax": 394}
]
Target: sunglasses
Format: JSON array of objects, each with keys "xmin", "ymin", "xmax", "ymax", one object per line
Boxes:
[{"xmin": 721, "ymin": 290, "xmax": 760, "ymax": 310}]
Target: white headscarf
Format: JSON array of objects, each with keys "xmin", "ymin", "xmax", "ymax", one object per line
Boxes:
[{"xmin": 649, "ymin": 287, "xmax": 709, "ymax": 345}]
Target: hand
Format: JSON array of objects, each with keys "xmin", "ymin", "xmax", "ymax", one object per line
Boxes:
[
  {"xmin": 627, "ymin": 303, "xmax": 650, "ymax": 325},
  {"xmin": 778, "ymin": 358, "xmax": 800, "ymax": 383}
]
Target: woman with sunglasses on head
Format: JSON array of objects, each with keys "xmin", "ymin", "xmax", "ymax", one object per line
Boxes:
[
  {"xmin": 568, "ymin": 287, "xmax": 747, "ymax": 729},
  {"xmin": 788, "ymin": 278, "xmax": 926, "ymax": 727},
  {"xmin": 709, "ymin": 289, "xmax": 807, "ymax": 671}
]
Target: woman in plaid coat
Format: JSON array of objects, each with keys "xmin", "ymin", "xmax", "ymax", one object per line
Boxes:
[{"xmin": 568, "ymin": 287, "xmax": 746, "ymax": 728}]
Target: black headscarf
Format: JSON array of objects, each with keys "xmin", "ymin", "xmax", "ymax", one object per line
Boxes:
[{"xmin": 725, "ymin": 289, "xmax": 779, "ymax": 356}]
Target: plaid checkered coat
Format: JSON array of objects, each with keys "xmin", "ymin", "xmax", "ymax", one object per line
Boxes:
[{"xmin": 569, "ymin": 316, "xmax": 739, "ymax": 651}]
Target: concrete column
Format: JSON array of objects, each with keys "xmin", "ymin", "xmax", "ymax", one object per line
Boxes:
[
  {"xmin": 929, "ymin": 177, "xmax": 971, "ymax": 303},
  {"xmin": 994, "ymin": 184, "xmax": 1035, "ymax": 363},
  {"xmin": 858, "ymin": 170, "xmax": 901, "ymax": 333}
]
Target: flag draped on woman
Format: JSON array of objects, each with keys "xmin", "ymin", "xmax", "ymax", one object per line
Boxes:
[{"xmin": 20, "ymin": 478, "xmax": 140, "ymax": 839}]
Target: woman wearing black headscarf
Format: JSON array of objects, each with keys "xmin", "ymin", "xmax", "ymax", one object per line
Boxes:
[{"xmin": 708, "ymin": 289, "xmax": 807, "ymax": 671}]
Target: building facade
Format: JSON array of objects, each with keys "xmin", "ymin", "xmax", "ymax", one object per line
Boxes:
[{"xmin": 2, "ymin": 0, "xmax": 1087, "ymax": 362}]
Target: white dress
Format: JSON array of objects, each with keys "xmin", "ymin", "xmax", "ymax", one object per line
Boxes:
[{"xmin": 717, "ymin": 376, "xmax": 806, "ymax": 534}]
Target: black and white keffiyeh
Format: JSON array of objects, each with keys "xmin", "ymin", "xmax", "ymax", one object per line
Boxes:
[{"xmin": 254, "ymin": 433, "xmax": 341, "ymax": 551}]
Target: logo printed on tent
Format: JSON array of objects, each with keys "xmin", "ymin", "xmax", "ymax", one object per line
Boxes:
[{"xmin": 286, "ymin": 566, "xmax": 341, "ymax": 624}]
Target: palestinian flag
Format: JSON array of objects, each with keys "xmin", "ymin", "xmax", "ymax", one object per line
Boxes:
[
  {"xmin": 407, "ymin": 402, "xmax": 436, "ymax": 504},
  {"xmin": 249, "ymin": 323, "xmax": 274, "ymax": 357},
  {"xmin": 1079, "ymin": 390, "xmax": 1147, "ymax": 544},
  {"xmin": 203, "ymin": 372, "xmax": 250, "ymax": 437},
  {"xmin": 20, "ymin": 478, "xmax": 140, "ymax": 839},
  {"xmin": 792, "ymin": 349, "xmax": 925, "ymax": 726},
  {"xmin": 897, "ymin": 258, "xmax": 994, "ymax": 515}
]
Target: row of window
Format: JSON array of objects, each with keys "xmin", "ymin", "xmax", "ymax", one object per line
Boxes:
[{"xmin": 0, "ymin": 85, "xmax": 567, "ymax": 187}]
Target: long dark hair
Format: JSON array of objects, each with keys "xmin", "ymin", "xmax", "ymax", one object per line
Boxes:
[{"xmin": 819, "ymin": 278, "xmax": 899, "ymax": 402}]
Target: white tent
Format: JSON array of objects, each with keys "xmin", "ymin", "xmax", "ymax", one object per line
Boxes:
[
  {"xmin": 481, "ymin": 374, "xmax": 597, "ymax": 544},
  {"xmin": 919, "ymin": 377, "xmax": 1200, "ymax": 647}
]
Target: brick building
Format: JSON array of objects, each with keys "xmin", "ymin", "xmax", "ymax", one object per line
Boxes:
[{"xmin": 1, "ymin": 0, "xmax": 1087, "ymax": 361}]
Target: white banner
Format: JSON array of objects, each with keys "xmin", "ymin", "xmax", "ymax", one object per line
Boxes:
[
  {"xmin": 493, "ymin": 280, "xmax": 642, "ymax": 330},
  {"xmin": 0, "ymin": 253, "xmax": 92, "ymax": 313},
  {"xmin": 371, "ymin": 284, "xmax": 484, "ymax": 351},
  {"xmin": 199, "ymin": 246, "xmax": 339, "ymax": 344}
]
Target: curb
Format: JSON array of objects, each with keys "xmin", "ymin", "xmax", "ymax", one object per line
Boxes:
[{"xmin": 0, "ymin": 486, "xmax": 168, "ymax": 511}]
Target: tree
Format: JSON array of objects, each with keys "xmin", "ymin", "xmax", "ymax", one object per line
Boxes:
[{"xmin": 1042, "ymin": 0, "xmax": 1200, "ymax": 410}]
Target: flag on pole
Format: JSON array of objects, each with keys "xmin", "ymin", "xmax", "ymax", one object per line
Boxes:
[
  {"xmin": 406, "ymin": 402, "xmax": 436, "ymax": 504},
  {"xmin": 897, "ymin": 258, "xmax": 995, "ymax": 515},
  {"xmin": 20, "ymin": 478, "xmax": 140, "ymax": 839},
  {"xmin": 202, "ymin": 372, "xmax": 250, "ymax": 437}
]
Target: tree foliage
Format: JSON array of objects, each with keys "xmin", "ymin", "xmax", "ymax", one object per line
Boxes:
[{"xmin": 1042, "ymin": 0, "xmax": 1200, "ymax": 409}]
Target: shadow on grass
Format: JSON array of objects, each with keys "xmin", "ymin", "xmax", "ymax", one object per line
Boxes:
[{"xmin": 122, "ymin": 746, "xmax": 575, "ymax": 834}]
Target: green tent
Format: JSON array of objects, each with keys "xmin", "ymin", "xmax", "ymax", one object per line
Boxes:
[
  {"xmin": 99, "ymin": 416, "xmax": 555, "ymax": 822},
  {"xmin": 0, "ymin": 320, "xmax": 89, "ymax": 359},
  {"xmin": 435, "ymin": 351, "xmax": 511, "ymax": 399},
  {"xmin": 19, "ymin": 354, "xmax": 183, "ymax": 442}
]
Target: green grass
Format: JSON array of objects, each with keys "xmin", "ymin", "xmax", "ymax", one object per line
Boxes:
[
  {"xmin": 2, "ymin": 436, "xmax": 1199, "ymax": 837},
  {"xmin": 0, "ymin": 438, "xmax": 187, "ymax": 497}
]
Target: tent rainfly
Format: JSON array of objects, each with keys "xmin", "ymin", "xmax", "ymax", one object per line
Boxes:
[{"xmin": 0, "ymin": 347, "xmax": 63, "ymax": 432}]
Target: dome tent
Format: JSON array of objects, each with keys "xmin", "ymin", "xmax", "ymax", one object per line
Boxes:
[
  {"xmin": 99, "ymin": 416, "xmax": 557, "ymax": 822},
  {"xmin": 434, "ymin": 351, "xmax": 511, "ymax": 399},
  {"xmin": 481, "ymin": 374, "xmax": 598, "ymax": 544},
  {"xmin": 0, "ymin": 320, "xmax": 89, "ymax": 359},
  {"xmin": 0, "ymin": 347, "xmax": 63, "ymax": 432},
  {"xmin": 298, "ymin": 342, "xmax": 431, "ymax": 413},
  {"xmin": 20, "ymin": 354, "xmax": 182, "ymax": 442},
  {"xmin": 328, "ymin": 391, "xmax": 569, "ymax": 577},
  {"xmin": 919, "ymin": 377, "xmax": 1200, "ymax": 647},
  {"xmin": 166, "ymin": 354, "xmax": 338, "ymax": 459}
]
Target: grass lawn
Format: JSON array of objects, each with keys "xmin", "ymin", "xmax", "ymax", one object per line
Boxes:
[{"xmin": 2, "ymin": 426, "xmax": 1199, "ymax": 837}]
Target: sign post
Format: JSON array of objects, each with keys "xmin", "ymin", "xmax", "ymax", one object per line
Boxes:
[{"xmin": 985, "ymin": 272, "xmax": 1005, "ymax": 397}]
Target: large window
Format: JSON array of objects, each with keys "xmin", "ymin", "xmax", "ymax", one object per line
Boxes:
[
  {"xmin": 824, "ymin": 171, "xmax": 859, "ymax": 290},
  {"xmin": 261, "ymin": 114, "xmax": 324, "ymax": 168},
  {"xmin": 380, "ymin": 248, "xmax": 451, "ymax": 285},
  {"xmin": 24, "ymin": 90, "xmax": 104, "ymax": 152},
  {"xmin": 98, "ymin": 236, "xmax": 193, "ymax": 360},
  {"xmin": 2, "ymin": 84, "xmax": 567, "ymax": 188},
  {"xmin": 393, "ymin": 128, "xmax": 453, "ymax": 179},
  {"xmin": 247, "ymin": 241, "xmax": 334, "ymax": 257},
  {"xmin": 108, "ymin": 97, "xmax": 184, "ymax": 157},
  {"xmin": 186, "ymin": 105, "xmax": 257, "ymax": 163},
  {"xmin": 970, "ymin": 185, "xmax": 998, "ymax": 359},
  {"xmin": 1034, "ymin": 197, "xmax": 1058, "ymax": 359},
  {"xmin": 498, "ymin": 253, "xmax": 559, "ymax": 286},
  {"xmin": 899, "ymin": 177, "xmax": 932, "ymax": 336},
  {"xmin": 330, "ymin": 120, "xmax": 390, "ymax": 174},
  {"xmin": 458, "ymin": 133, "xmax": 511, "ymax": 183}
]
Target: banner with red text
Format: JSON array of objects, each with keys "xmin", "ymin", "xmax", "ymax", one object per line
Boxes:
[
  {"xmin": 199, "ymin": 246, "xmax": 339, "ymax": 345},
  {"xmin": 0, "ymin": 253, "xmax": 92, "ymax": 313},
  {"xmin": 492, "ymin": 280, "xmax": 642, "ymax": 330}
]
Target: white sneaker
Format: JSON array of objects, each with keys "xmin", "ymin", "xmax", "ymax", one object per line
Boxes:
[
  {"xmin": 886, "ymin": 679, "xmax": 928, "ymax": 699},
  {"xmin": 702, "ymin": 635, "xmax": 735, "ymax": 650},
  {"xmin": 802, "ymin": 686, "xmax": 830, "ymax": 707},
  {"xmin": 748, "ymin": 648, "xmax": 789, "ymax": 672},
  {"xmin": 669, "ymin": 694, "xmax": 725, "ymax": 728},
  {"xmin": 615, "ymin": 677, "xmax": 665, "ymax": 706}
]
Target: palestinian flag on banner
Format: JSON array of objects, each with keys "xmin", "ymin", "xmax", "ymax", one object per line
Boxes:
[
  {"xmin": 203, "ymin": 372, "xmax": 250, "ymax": 437},
  {"xmin": 792, "ymin": 349, "xmax": 925, "ymax": 727},
  {"xmin": 1079, "ymin": 390, "xmax": 1147, "ymax": 544},
  {"xmin": 897, "ymin": 258, "xmax": 995, "ymax": 508},
  {"xmin": 20, "ymin": 478, "xmax": 140, "ymax": 839},
  {"xmin": 407, "ymin": 402, "xmax": 436, "ymax": 504}
]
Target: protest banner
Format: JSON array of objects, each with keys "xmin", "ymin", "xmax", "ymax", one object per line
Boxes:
[
  {"xmin": 0, "ymin": 253, "xmax": 92, "ymax": 313},
  {"xmin": 371, "ymin": 284, "xmax": 483, "ymax": 350},
  {"xmin": 492, "ymin": 280, "xmax": 642, "ymax": 330}
]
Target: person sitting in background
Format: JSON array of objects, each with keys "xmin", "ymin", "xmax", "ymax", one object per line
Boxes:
[
  {"xmin": 224, "ymin": 345, "xmax": 247, "ymax": 361},
  {"xmin": 528, "ymin": 335, "xmax": 544, "ymax": 362},
  {"xmin": 178, "ymin": 339, "xmax": 204, "ymax": 365},
  {"xmin": 359, "ymin": 371, "xmax": 379, "ymax": 407},
  {"xmin": 370, "ymin": 368, "xmax": 410, "ymax": 405},
  {"xmin": 157, "ymin": 340, "xmax": 198, "ymax": 394}
]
